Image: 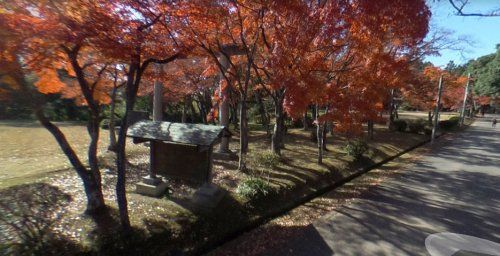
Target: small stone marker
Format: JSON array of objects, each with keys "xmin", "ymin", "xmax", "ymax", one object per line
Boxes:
[
  {"xmin": 136, "ymin": 178, "xmax": 169, "ymax": 197},
  {"xmin": 192, "ymin": 183, "xmax": 226, "ymax": 212}
]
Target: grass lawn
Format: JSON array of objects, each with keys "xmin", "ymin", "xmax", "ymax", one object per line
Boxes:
[
  {"xmin": 0, "ymin": 111, "xmax": 461, "ymax": 255},
  {"xmin": 0, "ymin": 120, "xmax": 147, "ymax": 188}
]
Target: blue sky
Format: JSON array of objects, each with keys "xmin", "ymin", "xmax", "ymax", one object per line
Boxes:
[{"xmin": 425, "ymin": 0, "xmax": 500, "ymax": 67}]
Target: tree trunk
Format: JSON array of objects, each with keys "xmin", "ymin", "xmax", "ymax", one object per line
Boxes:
[
  {"xmin": 115, "ymin": 63, "xmax": 144, "ymax": 231},
  {"xmin": 108, "ymin": 85, "xmax": 118, "ymax": 151},
  {"xmin": 238, "ymin": 98, "xmax": 248, "ymax": 170},
  {"xmin": 428, "ymin": 111, "xmax": 433, "ymax": 125},
  {"xmin": 255, "ymin": 91, "xmax": 270, "ymax": 135},
  {"xmin": 181, "ymin": 99, "xmax": 187, "ymax": 123},
  {"xmin": 271, "ymin": 93, "xmax": 285, "ymax": 155},
  {"xmin": 322, "ymin": 122, "xmax": 328, "ymax": 151},
  {"xmin": 389, "ymin": 89, "xmax": 395, "ymax": 128},
  {"xmin": 311, "ymin": 105, "xmax": 317, "ymax": 122},
  {"xmin": 197, "ymin": 100, "xmax": 207, "ymax": 124},
  {"xmin": 230, "ymin": 103, "xmax": 238, "ymax": 129},
  {"xmin": 303, "ymin": 111, "xmax": 309, "ymax": 131},
  {"xmin": 35, "ymin": 108, "xmax": 105, "ymax": 213},
  {"xmin": 316, "ymin": 105, "xmax": 323, "ymax": 164},
  {"xmin": 86, "ymin": 111, "xmax": 103, "ymax": 213},
  {"xmin": 367, "ymin": 120, "xmax": 374, "ymax": 140},
  {"xmin": 189, "ymin": 98, "xmax": 197, "ymax": 123}
]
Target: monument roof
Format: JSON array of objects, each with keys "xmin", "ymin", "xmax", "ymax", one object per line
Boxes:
[{"xmin": 127, "ymin": 121, "xmax": 230, "ymax": 146}]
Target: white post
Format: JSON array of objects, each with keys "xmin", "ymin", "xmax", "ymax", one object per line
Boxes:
[
  {"xmin": 431, "ymin": 75, "xmax": 444, "ymax": 144},
  {"xmin": 460, "ymin": 73, "xmax": 471, "ymax": 126}
]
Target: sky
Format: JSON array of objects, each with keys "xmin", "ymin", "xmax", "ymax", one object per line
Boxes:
[{"xmin": 425, "ymin": 0, "xmax": 500, "ymax": 67}]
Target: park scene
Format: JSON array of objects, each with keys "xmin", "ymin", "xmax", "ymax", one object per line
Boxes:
[{"xmin": 0, "ymin": 0, "xmax": 499, "ymax": 255}]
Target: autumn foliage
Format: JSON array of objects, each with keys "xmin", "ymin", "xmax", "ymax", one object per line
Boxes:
[{"xmin": 1, "ymin": 0, "xmax": 441, "ymax": 227}]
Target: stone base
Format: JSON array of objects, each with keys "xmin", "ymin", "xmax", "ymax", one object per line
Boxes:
[
  {"xmin": 141, "ymin": 175, "xmax": 163, "ymax": 186},
  {"xmin": 191, "ymin": 183, "xmax": 226, "ymax": 212},
  {"xmin": 136, "ymin": 181, "xmax": 168, "ymax": 197},
  {"xmin": 213, "ymin": 151, "xmax": 238, "ymax": 161}
]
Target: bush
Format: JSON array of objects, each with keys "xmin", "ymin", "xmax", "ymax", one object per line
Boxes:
[
  {"xmin": 448, "ymin": 116, "xmax": 460, "ymax": 123},
  {"xmin": 101, "ymin": 118, "xmax": 121, "ymax": 129},
  {"xmin": 344, "ymin": 140, "xmax": 369, "ymax": 160},
  {"xmin": 251, "ymin": 150, "xmax": 280, "ymax": 170},
  {"xmin": 408, "ymin": 119, "xmax": 426, "ymax": 134},
  {"xmin": 424, "ymin": 126, "xmax": 433, "ymax": 136},
  {"xmin": 439, "ymin": 116, "xmax": 460, "ymax": 131},
  {"xmin": 390, "ymin": 120, "xmax": 407, "ymax": 132},
  {"xmin": 236, "ymin": 177, "xmax": 273, "ymax": 200}
]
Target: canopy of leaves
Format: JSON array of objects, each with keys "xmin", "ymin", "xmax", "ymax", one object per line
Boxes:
[{"xmin": 466, "ymin": 45, "xmax": 500, "ymax": 97}]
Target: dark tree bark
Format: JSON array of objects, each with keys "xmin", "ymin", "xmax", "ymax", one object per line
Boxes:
[
  {"xmin": 115, "ymin": 51, "xmax": 182, "ymax": 231},
  {"xmin": 311, "ymin": 105, "xmax": 317, "ymax": 122},
  {"xmin": 367, "ymin": 120, "xmax": 374, "ymax": 140},
  {"xmin": 271, "ymin": 90, "xmax": 286, "ymax": 155},
  {"xmin": 181, "ymin": 99, "xmax": 187, "ymax": 123},
  {"xmin": 35, "ymin": 108, "xmax": 105, "ymax": 214},
  {"xmin": 316, "ymin": 106, "xmax": 329, "ymax": 164},
  {"xmin": 108, "ymin": 84, "xmax": 118, "ymax": 152},
  {"xmin": 316, "ymin": 105, "xmax": 323, "ymax": 164},
  {"xmin": 230, "ymin": 102, "xmax": 239, "ymax": 129},
  {"xmin": 322, "ymin": 122, "xmax": 328, "ymax": 151},
  {"xmin": 238, "ymin": 97, "xmax": 249, "ymax": 170},
  {"xmin": 255, "ymin": 90, "xmax": 270, "ymax": 135},
  {"xmin": 188, "ymin": 97, "xmax": 197, "ymax": 123},
  {"xmin": 303, "ymin": 110, "xmax": 309, "ymax": 131},
  {"xmin": 389, "ymin": 89, "xmax": 395, "ymax": 128},
  {"xmin": 60, "ymin": 45, "xmax": 107, "ymax": 214}
]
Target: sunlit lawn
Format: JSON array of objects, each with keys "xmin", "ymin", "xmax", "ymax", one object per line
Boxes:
[
  {"xmin": 0, "ymin": 111, "xmax": 456, "ymax": 188},
  {"xmin": 0, "ymin": 121, "xmax": 148, "ymax": 188}
]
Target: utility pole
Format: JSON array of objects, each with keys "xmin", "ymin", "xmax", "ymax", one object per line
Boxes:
[
  {"xmin": 431, "ymin": 75, "xmax": 444, "ymax": 144},
  {"xmin": 459, "ymin": 73, "xmax": 471, "ymax": 126}
]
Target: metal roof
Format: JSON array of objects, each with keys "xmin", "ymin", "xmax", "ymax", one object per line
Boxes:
[{"xmin": 127, "ymin": 121, "xmax": 230, "ymax": 146}]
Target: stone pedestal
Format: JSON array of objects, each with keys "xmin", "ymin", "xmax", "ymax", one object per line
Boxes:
[
  {"xmin": 191, "ymin": 183, "xmax": 226, "ymax": 212},
  {"xmin": 136, "ymin": 176, "xmax": 168, "ymax": 197}
]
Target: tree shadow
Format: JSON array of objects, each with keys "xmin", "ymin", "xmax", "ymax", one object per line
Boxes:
[{"xmin": 0, "ymin": 183, "xmax": 84, "ymax": 255}]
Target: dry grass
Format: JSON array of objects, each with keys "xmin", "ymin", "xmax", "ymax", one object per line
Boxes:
[{"xmin": 0, "ymin": 121, "xmax": 147, "ymax": 188}]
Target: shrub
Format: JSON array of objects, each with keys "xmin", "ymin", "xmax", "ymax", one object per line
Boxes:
[
  {"xmin": 448, "ymin": 116, "xmax": 460, "ymax": 123},
  {"xmin": 439, "ymin": 117, "xmax": 460, "ymax": 131},
  {"xmin": 236, "ymin": 177, "xmax": 273, "ymax": 200},
  {"xmin": 101, "ymin": 118, "xmax": 121, "ymax": 129},
  {"xmin": 408, "ymin": 119, "xmax": 426, "ymax": 134},
  {"xmin": 390, "ymin": 120, "xmax": 407, "ymax": 132},
  {"xmin": 424, "ymin": 126, "xmax": 433, "ymax": 136},
  {"xmin": 251, "ymin": 150, "xmax": 280, "ymax": 170},
  {"xmin": 344, "ymin": 140, "xmax": 369, "ymax": 160}
]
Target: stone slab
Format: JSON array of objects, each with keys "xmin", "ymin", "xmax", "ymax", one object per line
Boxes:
[
  {"xmin": 191, "ymin": 183, "xmax": 226, "ymax": 212},
  {"xmin": 136, "ymin": 181, "xmax": 169, "ymax": 197},
  {"xmin": 141, "ymin": 175, "xmax": 163, "ymax": 186}
]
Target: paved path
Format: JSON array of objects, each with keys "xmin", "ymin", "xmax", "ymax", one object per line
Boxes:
[{"xmin": 271, "ymin": 116, "xmax": 500, "ymax": 256}]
